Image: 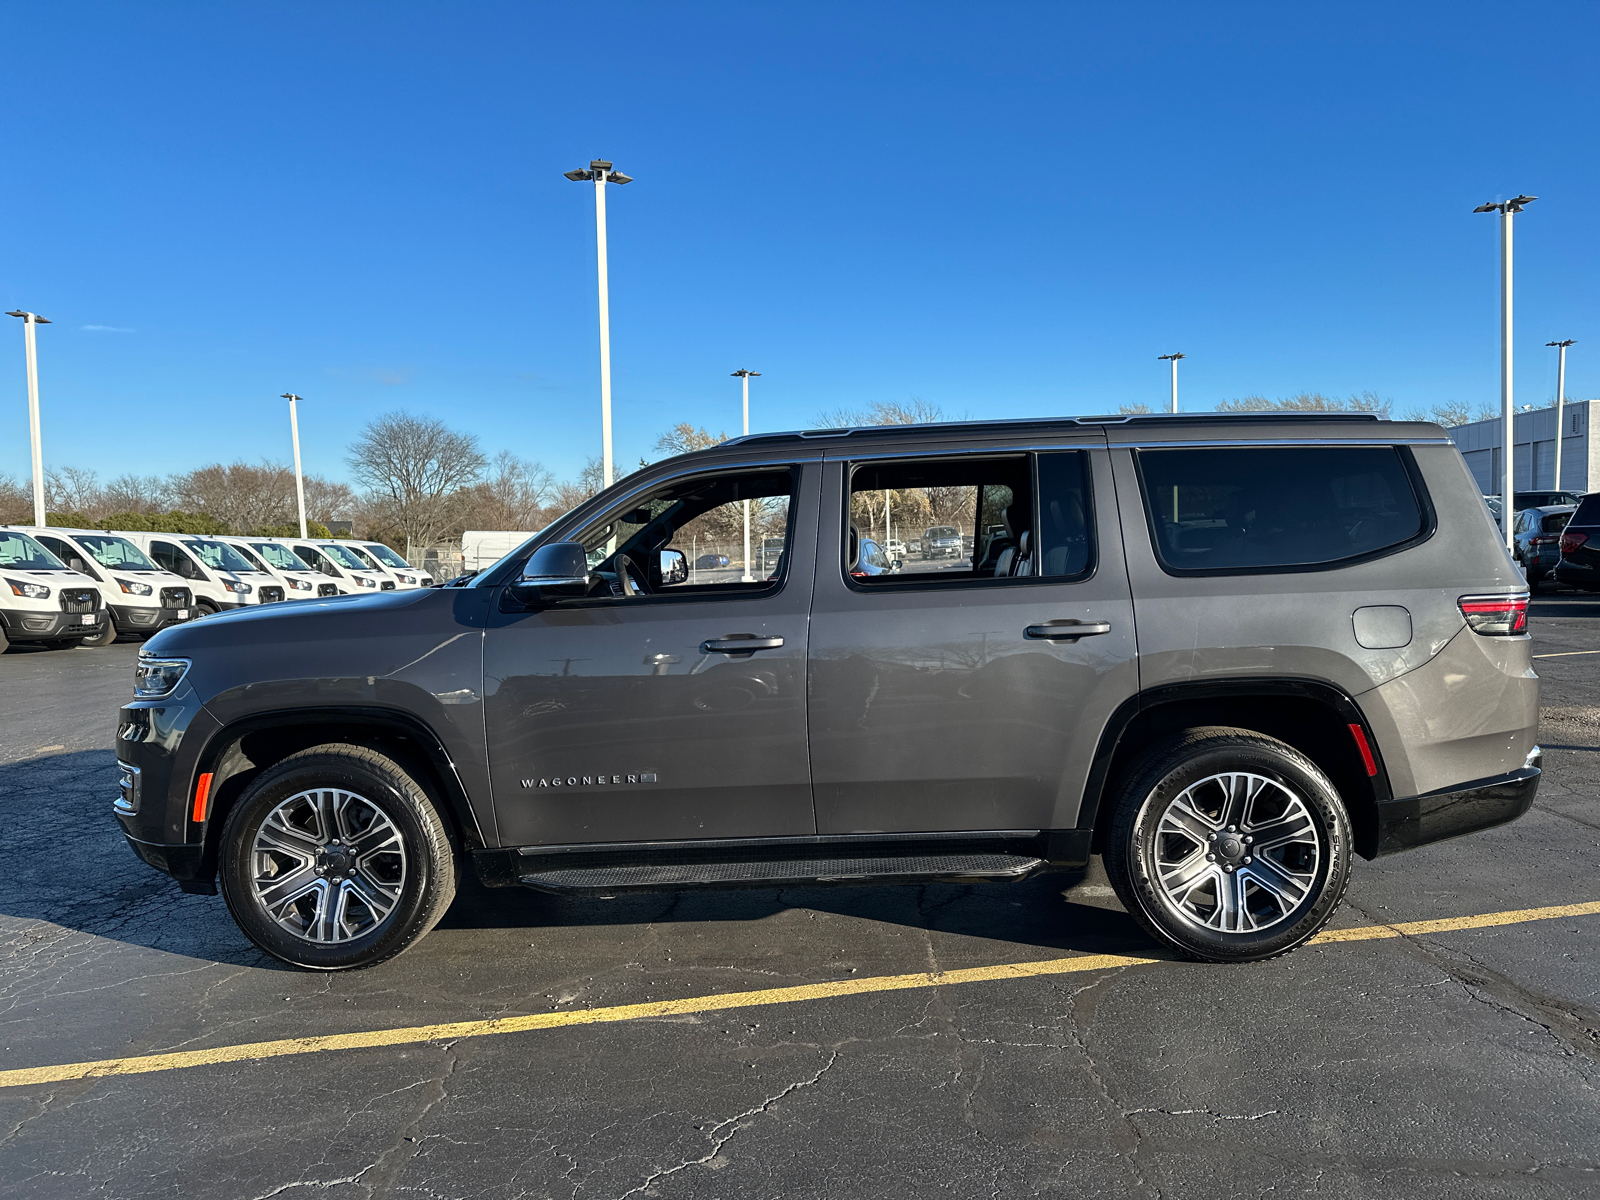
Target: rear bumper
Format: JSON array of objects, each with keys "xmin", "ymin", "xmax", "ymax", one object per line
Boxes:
[
  {"xmin": 1372, "ymin": 751, "xmax": 1541, "ymax": 857},
  {"xmin": 1554, "ymin": 560, "xmax": 1600, "ymax": 586}
]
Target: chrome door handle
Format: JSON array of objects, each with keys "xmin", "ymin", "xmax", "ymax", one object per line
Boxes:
[
  {"xmin": 1026, "ymin": 621, "xmax": 1112, "ymax": 640},
  {"xmin": 703, "ymin": 635, "xmax": 785, "ymax": 654}
]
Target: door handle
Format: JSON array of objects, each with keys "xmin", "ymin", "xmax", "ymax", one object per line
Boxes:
[
  {"xmin": 1025, "ymin": 621, "xmax": 1112, "ymax": 640},
  {"xmin": 703, "ymin": 635, "xmax": 785, "ymax": 655}
]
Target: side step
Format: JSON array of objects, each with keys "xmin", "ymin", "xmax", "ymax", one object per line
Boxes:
[{"xmin": 518, "ymin": 853, "xmax": 1046, "ymax": 896}]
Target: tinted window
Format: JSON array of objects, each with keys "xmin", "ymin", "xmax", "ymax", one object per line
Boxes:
[
  {"xmin": 1138, "ymin": 446, "xmax": 1427, "ymax": 573},
  {"xmin": 848, "ymin": 456, "xmax": 1029, "ymax": 585},
  {"xmin": 0, "ymin": 532, "xmax": 65, "ymax": 570},
  {"xmin": 1569, "ymin": 494, "xmax": 1600, "ymax": 527},
  {"xmin": 1036, "ymin": 451, "xmax": 1093, "ymax": 578}
]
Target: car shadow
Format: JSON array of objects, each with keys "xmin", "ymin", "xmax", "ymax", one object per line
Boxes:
[{"xmin": 0, "ymin": 747, "xmax": 1154, "ymax": 969}]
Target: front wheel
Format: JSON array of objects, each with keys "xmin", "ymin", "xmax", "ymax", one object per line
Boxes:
[
  {"xmin": 219, "ymin": 745, "xmax": 457, "ymax": 970},
  {"xmin": 1105, "ymin": 727, "xmax": 1351, "ymax": 963}
]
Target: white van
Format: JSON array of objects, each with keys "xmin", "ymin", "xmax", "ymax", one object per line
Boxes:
[
  {"xmin": 264, "ymin": 537, "xmax": 391, "ymax": 594},
  {"xmin": 345, "ymin": 540, "xmax": 432, "ymax": 589},
  {"xmin": 18, "ymin": 526, "xmax": 192, "ymax": 645},
  {"xmin": 215, "ymin": 536, "xmax": 329, "ymax": 599},
  {"xmin": 0, "ymin": 528, "xmax": 108, "ymax": 651},
  {"xmin": 115, "ymin": 532, "xmax": 285, "ymax": 615}
]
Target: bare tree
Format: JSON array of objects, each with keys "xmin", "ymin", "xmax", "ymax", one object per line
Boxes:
[
  {"xmin": 347, "ymin": 411, "xmax": 486, "ymax": 551},
  {"xmin": 454, "ymin": 451, "xmax": 555, "ymax": 533},
  {"xmin": 1215, "ymin": 391, "xmax": 1392, "ymax": 417},
  {"xmin": 1117, "ymin": 403, "xmax": 1154, "ymax": 415},
  {"xmin": 654, "ymin": 423, "xmax": 729, "ymax": 457},
  {"xmin": 169, "ymin": 462, "xmax": 297, "ymax": 532},
  {"xmin": 102, "ymin": 473, "xmax": 171, "ymax": 514},
  {"xmin": 302, "ymin": 475, "xmax": 357, "ymax": 527},
  {"xmin": 45, "ymin": 466, "xmax": 103, "ymax": 517},
  {"xmin": 814, "ymin": 398, "xmax": 947, "ymax": 428},
  {"xmin": 0, "ymin": 474, "xmax": 30, "ymax": 523}
]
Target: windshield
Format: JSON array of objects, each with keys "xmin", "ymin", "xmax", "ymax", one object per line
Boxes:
[
  {"xmin": 320, "ymin": 543, "xmax": 370, "ymax": 570},
  {"xmin": 0, "ymin": 531, "xmax": 68, "ymax": 571},
  {"xmin": 186, "ymin": 539, "xmax": 258, "ymax": 573},
  {"xmin": 250, "ymin": 542, "xmax": 312, "ymax": 571},
  {"xmin": 229, "ymin": 544, "xmax": 269, "ymax": 572},
  {"xmin": 362, "ymin": 542, "xmax": 410, "ymax": 569},
  {"xmin": 927, "ymin": 526, "xmax": 958, "ymax": 538},
  {"xmin": 75, "ymin": 534, "xmax": 158, "ymax": 571}
]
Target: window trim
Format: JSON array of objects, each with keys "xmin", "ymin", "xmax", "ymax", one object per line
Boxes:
[
  {"xmin": 839, "ymin": 450, "xmax": 1099, "ymax": 595},
  {"xmin": 525, "ymin": 463, "xmax": 804, "ymax": 610},
  {"xmin": 1131, "ymin": 444, "xmax": 1438, "ymax": 578}
]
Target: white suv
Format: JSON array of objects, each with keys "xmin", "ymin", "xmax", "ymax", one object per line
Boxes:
[{"xmin": 17, "ymin": 526, "xmax": 192, "ymax": 645}]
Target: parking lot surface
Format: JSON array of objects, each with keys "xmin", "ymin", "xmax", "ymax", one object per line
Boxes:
[{"xmin": 2, "ymin": 598, "xmax": 1599, "ymax": 1198}]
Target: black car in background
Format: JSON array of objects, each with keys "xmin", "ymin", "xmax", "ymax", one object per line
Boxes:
[{"xmin": 1553, "ymin": 493, "xmax": 1600, "ymax": 590}]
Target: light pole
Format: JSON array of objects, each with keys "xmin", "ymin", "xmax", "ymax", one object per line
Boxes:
[
  {"xmin": 1474, "ymin": 195, "xmax": 1537, "ymax": 548},
  {"xmin": 564, "ymin": 159, "xmax": 634, "ymax": 489},
  {"xmin": 281, "ymin": 394, "xmax": 309, "ymax": 538},
  {"xmin": 6, "ymin": 311, "xmax": 52, "ymax": 527},
  {"xmin": 732, "ymin": 368, "xmax": 761, "ymax": 580},
  {"xmin": 1546, "ymin": 340, "xmax": 1574, "ymax": 493},
  {"xmin": 1158, "ymin": 352, "xmax": 1185, "ymax": 413}
]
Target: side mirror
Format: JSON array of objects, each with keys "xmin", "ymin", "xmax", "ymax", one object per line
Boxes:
[
  {"xmin": 659, "ymin": 549, "xmax": 687, "ymax": 585},
  {"xmin": 512, "ymin": 541, "xmax": 594, "ymax": 601}
]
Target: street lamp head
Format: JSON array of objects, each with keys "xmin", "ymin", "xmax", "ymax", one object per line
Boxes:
[
  {"xmin": 731, "ymin": 369, "xmax": 762, "ymax": 378},
  {"xmin": 5, "ymin": 311, "xmax": 49, "ymax": 323},
  {"xmin": 589, "ymin": 160, "xmax": 613, "ymax": 172},
  {"xmin": 1509, "ymin": 194, "xmax": 1538, "ymax": 209},
  {"xmin": 1157, "ymin": 352, "xmax": 1185, "ymax": 362},
  {"xmin": 1475, "ymin": 195, "xmax": 1538, "ymax": 214},
  {"xmin": 563, "ymin": 168, "xmax": 593, "ymax": 181},
  {"xmin": 281, "ymin": 393, "xmax": 301, "ymax": 401},
  {"xmin": 1547, "ymin": 340, "xmax": 1576, "ymax": 349},
  {"xmin": 608, "ymin": 172, "xmax": 633, "ymax": 185},
  {"xmin": 1473, "ymin": 202, "xmax": 1499, "ymax": 213}
]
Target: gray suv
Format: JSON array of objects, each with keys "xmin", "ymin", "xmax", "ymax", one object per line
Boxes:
[{"xmin": 114, "ymin": 414, "xmax": 1540, "ymax": 970}]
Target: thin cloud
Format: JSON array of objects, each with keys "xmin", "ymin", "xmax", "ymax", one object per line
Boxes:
[{"xmin": 81, "ymin": 324, "xmax": 135, "ymax": 333}]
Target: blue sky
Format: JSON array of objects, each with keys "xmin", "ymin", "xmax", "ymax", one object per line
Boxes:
[{"xmin": 2, "ymin": 2, "xmax": 1597, "ymax": 488}]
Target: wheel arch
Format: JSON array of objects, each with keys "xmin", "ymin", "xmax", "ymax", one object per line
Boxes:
[
  {"xmin": 1079, "ymin": 679, "xmax": 1393, "ymax": 861},
  {"xmin": 189, "ymin": 706, "xmax": 485, "ymax": 888}
]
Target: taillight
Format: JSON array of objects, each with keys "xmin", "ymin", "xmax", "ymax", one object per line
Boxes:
[
  {"xmin": 1458, "ymin": 594, "xmax": 1529, "ymax": 636},
  {"xmin": 1561, "ymin": 531, "xmax": 1589, "ymax": 556}
]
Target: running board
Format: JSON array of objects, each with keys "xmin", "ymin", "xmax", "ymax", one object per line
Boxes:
[{"xmin": 517, "ymin": 852, "xmax": 1046, "ymax": 896}]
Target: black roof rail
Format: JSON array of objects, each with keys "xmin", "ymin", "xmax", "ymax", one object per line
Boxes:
[{"xmin": 718, "ymin": 410, "xmax": 1386, "ymax": 449}]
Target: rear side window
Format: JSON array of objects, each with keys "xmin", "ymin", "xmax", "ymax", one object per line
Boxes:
[
  {"xmin": 1137, "ymin": 446, "xmax": 1429, "ymax": 574},
  {"xmin": 1569, "ymin": 494, "xmax": 1600, "ymax": 526}
]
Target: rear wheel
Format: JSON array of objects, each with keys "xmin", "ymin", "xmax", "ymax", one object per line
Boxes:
[
  {"xmin": 81, "ymin": 614, "xmax": 118, "ymax": 647},
  {"xmin": 219, "ymin": 745, "xmax": 457, "ymax": 970},
  {"xmin": 1105, "ymin": 727, "xmax": 1351, "ymax": 963}
]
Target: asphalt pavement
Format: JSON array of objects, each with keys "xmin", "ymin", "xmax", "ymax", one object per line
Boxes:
[{"xmin": 1, "ymin": 599, "xmax": 1598, "ymax": 1199}]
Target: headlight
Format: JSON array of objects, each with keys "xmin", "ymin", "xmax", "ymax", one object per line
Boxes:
[
  {"xmin": 356, "ymin": 576, "xmax": 377, "ymax": 588},
  {"xmin": 133, "ymin": 657, "xmax": 190, "ymax": 698},
  {"xmin": 5, "ymin": 578, "xmax": 50, "ymax": 600},
  {"xmin": 289, "ymin": 578, "xmax": 313, "ymax": 591},
  {"xmin": 116, "ymin": 578, "xmax": 154, "ymax": 596},
  {"xmin": 226, "ymin": 581, "xmax": 253, "ymax": 594},
  {"xmin": 397, "ymin": 574, "xmax": 414, "ymax": 585}
]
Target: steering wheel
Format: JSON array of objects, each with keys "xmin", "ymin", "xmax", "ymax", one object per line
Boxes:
[{"xmin": 614, "ymin": 553, "xmax": 650, "ymax": 597}]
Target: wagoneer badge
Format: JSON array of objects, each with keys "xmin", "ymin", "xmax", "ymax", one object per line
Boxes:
[{"xmin": 522, "ymin": 773, "xmax": 658, "ymax": 789}]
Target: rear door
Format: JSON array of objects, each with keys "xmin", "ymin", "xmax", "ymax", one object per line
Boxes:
[{"xmin": 806, "ymin": 437, "xmax": 1139, "ymax": 834}]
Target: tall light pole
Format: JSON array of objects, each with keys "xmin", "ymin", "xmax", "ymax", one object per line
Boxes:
[
  {"xmin": 732, "ymin": 369, "xmax": 761, "ymax": 581},
  {"xmin": 564, "ymin": 159, "xmax": 633, "ymax": 489},
  {"xmin": 6, "ymin": 311, "xmax": 52, "ymax": 527},
  {"xmin": 1546, "ymin": 340, "xmax": 1574, "ymax": 493},
  {"xmin": 1474, "ymin": 195, "xmax": 1536, "ymax": 548},
  {"xmin": 1158, "ymin": 352, "xmax": 1185, "ymax": 413},
  {"xmin": 281, "ymin": 394, "xmax": 309, "ymax": 538}
]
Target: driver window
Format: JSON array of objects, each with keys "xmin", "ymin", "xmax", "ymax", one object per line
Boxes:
[{"xmin": 573, "ymin": 467, "xmax": 797, "ymax": 599}]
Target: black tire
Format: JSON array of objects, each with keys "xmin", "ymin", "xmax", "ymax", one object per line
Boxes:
[
  {"xmin": 1105, "ymin": 727, "xmax": 1351, "ymax": 963},
  {"xmin": 219, "ymin": 745, "xmax": 457, "ymax": 970},
  {"xmin": 81, "ymin": 614, "xmax": 118, "ymax": 647},
  {"xmin": 195, "ymin": 600, "xmax": 219, "ymax": 618}
]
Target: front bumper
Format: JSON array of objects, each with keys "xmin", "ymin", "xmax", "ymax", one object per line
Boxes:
[
  {"xmin": 121, "ymin": 832, "xmax": 211, "ymax": 889},
  {"xmin": 110, "ymin": 603, "xmax": 192, "ymax": 633},
  {"xmin": 1372, "ymin": 750, "xmax": 1541, "ymax": 856},
  {"xmin": 0, "ymin": 607, "xmax": 108, "ymax": 642}
]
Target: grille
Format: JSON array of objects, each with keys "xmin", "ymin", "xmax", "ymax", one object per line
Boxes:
[
  {"xmin": 160, "ymin": 587, "xmax": 191, "ymax": 608},
  {"xmin": 380, "ymin": 580, "xmax": 396, "ymax": 590},
  {"xmin": 259, "ymin": 586, "xmax": 285, "ymax": 603},
  {"xmin": 58, "ymin": 589, "xmax": 97, "ymax": 614}
]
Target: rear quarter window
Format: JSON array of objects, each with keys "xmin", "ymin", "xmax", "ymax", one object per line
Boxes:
[
  {"xmin": 1136, "ymin": 445, "xmax": 1431, "ymax": 575},
  {"xmin": 1568, "ymin": 494, "xmax": 1600, "ymax": 526}
]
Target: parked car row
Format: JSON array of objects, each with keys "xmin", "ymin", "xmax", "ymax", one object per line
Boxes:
[{"xmin": 0, "ymin": 525, "xmax": 432, "ymax": 650}]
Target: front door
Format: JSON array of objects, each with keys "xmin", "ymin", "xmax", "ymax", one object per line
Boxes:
[
  {"xmin": 807, "ymin": 442, "xmax": 1138, "ymax": 834},
  {"xmin": 483, "ymin": 458, "xmax": 820, "ymax": 847}
]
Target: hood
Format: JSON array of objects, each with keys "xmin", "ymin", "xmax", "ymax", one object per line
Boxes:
[{"xmin": 143, "ymin": 587, "xmax": 428, "ymax": 654}]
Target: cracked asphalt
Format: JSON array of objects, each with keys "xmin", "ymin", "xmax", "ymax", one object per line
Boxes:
[{"xmin": 2, "ymin": 597, "xmax": 1599, "ymax": 1199}]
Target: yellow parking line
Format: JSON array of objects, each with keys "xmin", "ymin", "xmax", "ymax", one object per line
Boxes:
[
  {"xmin": 2, "ymin": 899, "xmax": 1597, "ymax": 1091},
  {"xmin": 1533, "ymin": 649, "xmax": 1600, "ymax": 658}
]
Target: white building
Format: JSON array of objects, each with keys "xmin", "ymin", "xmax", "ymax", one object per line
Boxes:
[{"xmin": 1448, "ymin": 401, "xmax": 1594, "ymax": 496}]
